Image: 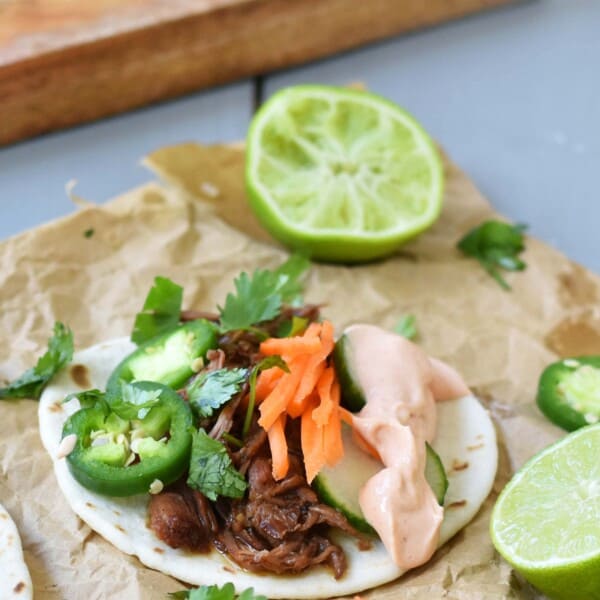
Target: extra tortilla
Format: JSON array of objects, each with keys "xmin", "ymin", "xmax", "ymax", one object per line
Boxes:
[
  {"xmin": 38, "ymin": 338, "xmax": 497, "ymax": 599},
  {"xmin": 0, "ymin": 502, "xmax": 33, "ymax": 600}
]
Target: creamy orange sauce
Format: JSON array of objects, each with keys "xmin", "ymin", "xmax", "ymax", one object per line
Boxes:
[{"xmin": 346, "ymin": 324, "xmax": 469, "ymax": 569}]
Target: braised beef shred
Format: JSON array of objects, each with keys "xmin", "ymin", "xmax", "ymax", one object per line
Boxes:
[{"xmin": 147, "ymin": 305, "xmax": 365, "ymax": 579}]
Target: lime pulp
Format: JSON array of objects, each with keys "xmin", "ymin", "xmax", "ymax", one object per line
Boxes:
[
  {"xmin": 245, "ymin": 85, "xmax": 444, "ymax": 262},
  {"xmin": 491, "ymin": 424, "xmax": 600, "ymax": 600}
]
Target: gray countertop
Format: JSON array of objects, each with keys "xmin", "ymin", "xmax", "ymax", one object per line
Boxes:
[{"xmin": 1, "ymin": 0, "xmax": 598, "ymax": 271}]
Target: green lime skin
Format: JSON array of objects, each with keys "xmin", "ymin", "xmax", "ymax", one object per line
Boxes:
[
  {"xmin": 491, "ymin": 424, "xmax": 600, "ymax": 600},
  {"xmin": 537, "ymin": 356, "xmax": 600, "ymax": 431},
  {"xmin": 246, "ymin": 85, "xmax": 444, "ymax": 263}
]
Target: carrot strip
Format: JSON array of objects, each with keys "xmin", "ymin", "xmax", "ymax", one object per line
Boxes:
[
  {"xmin": 287, "ymin": 389, "xmax": 318, "ymax": 419},
  {"xmin": 338, "ymin": 406, "xmax": 355, "ymax": 426},
  {"xmin": 323, "ymin": 392, "xmax": 344, "ymax": 467},
  {"xmin": 258, "ymin": 355, "xmax": 308, "ymax": 430},
  {"xmin": 303, "ymin": 322, "xmax": 323, "ymax": 337},
  {"xmin": 301, "ymin": 401, "xmax": 324, "ymax": 484},
  {"xmin": 352, "ymin": 429, "xmax": 382, "ymax": 462},
  {"xmin": 255, "ymin": 366, "xmax": 284, "ymax": 402},
  {"xmin": 255, "ymin": 319, "xmax": 343, "ymax": 482},
  {"xmin": 312, "ymin": 366, "xmax": 335, "ymax": 426},
  {"xmin": 289, "ymin": 320, "xmax": 335, "ymax": 413},
  {"xmin": 260, "ymin": 335, "xmax": 321, "ymax": 356},
  {"xmin": 268, "ymin": 414, "xmax": 289, "ymax": 480}
]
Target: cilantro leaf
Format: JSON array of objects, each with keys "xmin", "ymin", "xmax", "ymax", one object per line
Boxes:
[
  {"xmin": 273, "ymin": 254, "xmax": 311, "ymax": 305},
  {"xmin": 187, "ymin": 368, "xmax": 248, "ymax": 418},
  {"xmin": 169, "ymin": 583, "xmax": 266, "ymax": 600},
  {"xmin": 394, "ymin": 314, "xmax": 418, "ymax": 340},
  {"xmin": 108, "ymin": 382, "xmax": 162, "ymax": 420},
  {"xmin": 218, "ymin": 255, "xmax": 310, "ymax": 332},
  {"xmin": 457, "ymin": 220, "xmax": 527, "ymax": 290},
  {"xmin": 0, "ymin": 322, "xmax": 73, "ymax": 400},
  {"xmin": 63, "ymin": 389, "xmax": 108, "ymax": 411},
  {"xmin": 132, "ymin": 276, "xmax": 183, "ymax": 345},
  {"xmin": 242, "ymin": 355, "xmax": 288, "ymax": 438},
  {"xmin": 187, "ymin": 429, "xmax": 247, "ymax": 501},
  {"xmin": 276, "ymin": 315, "xmax": 309, "ymax": 338}
]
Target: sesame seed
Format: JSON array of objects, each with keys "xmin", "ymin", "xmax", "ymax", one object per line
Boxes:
[
  {"xmin": 149, "ymin": 479, "xmax": 164, "ymax": 495},
  {"xmin": 191, "ymin": 357, "xmax": 205, "ymax": 372},
  {"xmin": 56, "ymin": 434, "xmax": 78, "ymax": 459}
]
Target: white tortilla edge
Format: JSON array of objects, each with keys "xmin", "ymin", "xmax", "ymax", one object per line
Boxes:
[
  {"xmin": 0, "ymin": 502, "xmax": 33, "ymax": 600},
  {"xmin": 38, "ymin": 337, "xmax": 498, "ymax": 599}
]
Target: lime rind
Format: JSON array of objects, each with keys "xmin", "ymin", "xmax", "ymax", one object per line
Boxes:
[
  {"xmin": 491, "ymin": 423, "xmax": 600, "ymax": 570},
  {"xmin": 246, "ymin": 85, "xmax": 444, "ymax": 262}
]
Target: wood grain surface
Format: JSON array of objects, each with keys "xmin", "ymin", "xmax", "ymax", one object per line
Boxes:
[{"xmin": 0, "ymin": 0, "xmax": 514, "ymax": 145}]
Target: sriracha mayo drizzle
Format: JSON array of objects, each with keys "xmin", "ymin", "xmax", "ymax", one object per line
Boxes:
[{"xmin": 346, "ymin": 324, "xmax": 470, "ymax": 570}]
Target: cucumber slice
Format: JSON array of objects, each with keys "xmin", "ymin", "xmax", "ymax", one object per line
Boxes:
[
  {"xmin": 332, "ymin": 333, "xmax": 366, "ymax": 412},
  {"xmin": 425, "ymin": 442, "xmax": 448, "ymax": 504},
  {"xmin": 314, "ymin": 425, "xmax": 448, "ymax": 534}
]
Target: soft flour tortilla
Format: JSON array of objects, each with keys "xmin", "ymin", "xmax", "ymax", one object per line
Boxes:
[
  {"xmin": 38, "ymin": 338, "xmax": 497, "ymax": 599},
  {"xmin": 0, "ymin": 503, "xmax": 33, "ymax": 600}
]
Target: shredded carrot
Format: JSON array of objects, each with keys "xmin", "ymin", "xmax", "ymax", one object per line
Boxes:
[
  {"xmin": 301, "ymin": 400, "xmax": 324, "ymax": 484},
  {"xmin": 312, "ymin": 366, "xmax": 335, "ymax": 426},
  {"xmin": 288, "ymin": 320, "xmax": 334, "ymax": 416},
  {"xmin": 338, "ymin": 406, "xmax": 355, "ymax": 426},
  {"xmin": 255, "ymin": 366, "xmax": 284, "ymax": 402},
  {"xmin": 258, "ymin": 354, "xmax": 308, "ymax": 431},
  {"xmin": 322, "ymin": 387, "xmax": 344, "ymax": 466},
  {"xmin": 352, "ymin": 428, "xmax": 381, "ymax": 462},
  {"xmin": 260, "ymin": 335, "xmax": 321, "ymax": 356},
  {"xmin": 267, "ymin": 414, "xmax": 289, "ymax": 480},
  {"xmin": 255, "ymin": 319, "xmax": 344, "ymax": 481}
]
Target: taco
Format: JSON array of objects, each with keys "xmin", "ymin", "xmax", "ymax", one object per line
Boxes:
[
  {"xmin": 38, "ymin": 268, "xmax": 497, "ymax": 599},
  {"xmin": 0, "ymin": 502, "xmax": 33, "ymax": 600}
]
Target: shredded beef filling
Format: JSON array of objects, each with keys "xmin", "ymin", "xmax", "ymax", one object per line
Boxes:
[{"xmin": 147, "ymin": 306, "xmax": 364, "ymax": 578}]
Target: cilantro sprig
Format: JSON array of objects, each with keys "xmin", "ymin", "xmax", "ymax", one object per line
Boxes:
[
  {"xmin": 457, "ymin": 220, "xmax": 527, "ymax": 290},
  {"xmin": 187, "ymin": 368, "xmax": 248, "ymax": 418},
  {"xmin": 169, "ymin": 583, "xmax": 266, "ymax": 600},
  {"xmin": 242, "ymin": 356, "xmax": 288, "ymax": 439},
  {"xmin": 394, "ymin": 314, "xmax": 418, "ymax": 340},
  {"xmin": 218, "ymin": 255, "xmax": 310, "ymax": 332},
  {"xmin": 0, "ymin": 322, "xmax": 73, "ymax": 400},
  {"xmin": 132, "ymin": 276, "xmax": 183, "ymax": 345},
  {"xmin": 64, "ymin": 382, "xmax": 162, "ymax": 420},
  {"xmin": 187, "ymin": 429, "xmax": 247, "ymax": 501}
]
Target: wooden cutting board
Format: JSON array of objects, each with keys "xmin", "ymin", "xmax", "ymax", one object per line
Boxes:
[{"xmin": 0, "ymin": 0, "xmax": 514, "ymax": 145}]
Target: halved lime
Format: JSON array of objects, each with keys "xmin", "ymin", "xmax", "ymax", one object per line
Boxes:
[
  {"xmin": 491, "ymin": 424, "xmax": 600, "ymax": 600},
  {"xmin": 246, "ymin": 85, "xmax": 444, "ymax": 262}
]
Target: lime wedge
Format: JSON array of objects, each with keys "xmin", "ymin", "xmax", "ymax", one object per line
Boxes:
[
  {"xmin": 491, "ymin": 424, "xmax": 600, "ymax": 600},
  {"xmin": 246, "ymin": 85, "xmax": 443, "ymax": 262}
]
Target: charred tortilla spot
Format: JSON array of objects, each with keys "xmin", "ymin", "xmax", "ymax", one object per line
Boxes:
[
  {"xmin": 70, "ymin": 364, "xmax": 91, "ymax": 389},
  {"xmin": 451, "ymin": 460, "xmax": 469, "ymax": 471},
  {"xmin": 222, "ymin": 565, "xmax": 235, "ymax": 573},
  {"xmin": 467, "ymin": 443, "xmax": 484, "ymax": 451},
  {"xmin": 447, "ymin": 500, "xmax": 467, "ymax": 509},
  {"xmin": 85, "ymin": 502, "xmax": 95, "ymax": 509},
  {"xmin": 153, "ymin": 547, "xmax": 164, "ymax": 554},
  {"xmin": 7, "ymin": 534, "xmax": 13, "ymax": 545},
  {"xmin": 113, "ymin": 510, "xmax": 121, "ymax": 516},
  {"xmin": 0, "ymin": 513, "xmax": 7, "ymax": 520},
  {"xmin": 115, "ymin": 524, "xmax": 126, "ymax": 533},
  {"xmin": 13, "ymin": 581, "xmax": 26, "ymax": 593},
  {"xmin": 48, "ymin": 402, "xmax": 63, "ymax": 413}
]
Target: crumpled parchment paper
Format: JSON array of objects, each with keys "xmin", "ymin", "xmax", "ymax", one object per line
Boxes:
[{"xmin": 1, "ymin": 142, "xmax": 599, "ymax": 599}]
